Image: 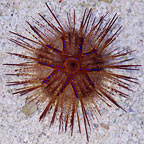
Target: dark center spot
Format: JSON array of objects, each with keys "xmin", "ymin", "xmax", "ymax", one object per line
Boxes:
[
  {"xmin": 64, "ymin": 59, "xmax": 79, "ymax": 73},
  {"xmin": 71, "ymin": 62, "xmax": 76, "ymax": 67}
]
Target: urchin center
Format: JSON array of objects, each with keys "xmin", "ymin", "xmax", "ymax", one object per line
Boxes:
[{"xmin": 64, "ymin": 58, "xmax": 79, "ymax": 73}]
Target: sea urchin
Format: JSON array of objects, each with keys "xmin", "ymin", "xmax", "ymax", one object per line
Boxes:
[{"xmin": 4, "ymin": 3, "xmax": 140, "ymax": 141}]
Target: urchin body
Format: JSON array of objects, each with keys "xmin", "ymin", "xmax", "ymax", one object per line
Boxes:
[{"xmin": 5, "ymin": 3, "xmax": 140, "ymax": 141}]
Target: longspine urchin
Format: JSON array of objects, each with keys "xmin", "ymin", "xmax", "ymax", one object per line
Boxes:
[{"xmin": 4, "ymin": 3, "xmax": 140, "ymax": 141}]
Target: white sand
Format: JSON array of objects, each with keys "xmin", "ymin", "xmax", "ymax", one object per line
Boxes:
[{"xmin": 0, "ymin": 0, "xmax": 144, "ymax": 144}]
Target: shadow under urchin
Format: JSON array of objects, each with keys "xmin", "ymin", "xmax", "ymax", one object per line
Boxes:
[{"xmin": 4, "ymin": 2, "xmax": 140, "ymax": 141}]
